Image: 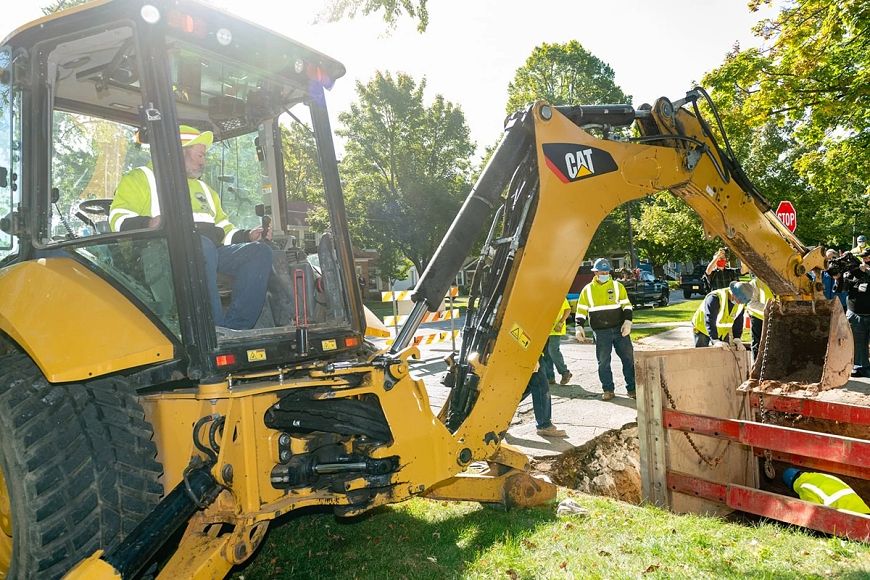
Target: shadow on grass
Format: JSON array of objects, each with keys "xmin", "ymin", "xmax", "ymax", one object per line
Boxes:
[{"xmin": 233, "ymin": 501, "xmax": 557, "ymax": 579}]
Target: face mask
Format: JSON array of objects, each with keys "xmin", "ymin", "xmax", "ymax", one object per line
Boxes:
[
  {"xmin": 716, "ymin": 259, "xmax": 727, "ymax": 268},
  {"xmin": 597, "ymin": 274, "xmax": 611, "ymax": 283}
]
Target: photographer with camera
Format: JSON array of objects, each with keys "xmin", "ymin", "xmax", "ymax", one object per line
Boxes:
[
  {"xmin": 705, "ymin": 247, "xmax": 744, "ymax": 291},
  {"xmin": 830, "ymin": 248, "xmax": 870, "ymax": 377},
  {"xmin": 822, "ymin": 249, "xmax": 848, "ymax": 309}
]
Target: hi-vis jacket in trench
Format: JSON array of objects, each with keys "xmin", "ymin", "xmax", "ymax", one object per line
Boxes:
[
  {"xmin": 575, "ymin": 279, "xmax": 633, "ymax": 330},
  {"xmin": 109, "ymin": 166, "xmax": 246, "ymax": 245},
  {"xmin": 692, "ymin": 287, "xmax": 745, "ymax": 340},
  {"xmin": 791, "ymin": 472, "xmax": 870, "ymax": 514}
]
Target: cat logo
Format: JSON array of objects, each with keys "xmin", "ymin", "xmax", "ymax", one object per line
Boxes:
[{"xmin": 542, "ymin": 143, "xmax": 618, "ymax": 183}]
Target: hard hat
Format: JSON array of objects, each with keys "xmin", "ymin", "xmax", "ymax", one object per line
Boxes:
[
  {"xmin": 592, "ymin": 258, "xmax": 612, "ymax": 272},
  {"xmin": 179, "ymin": 124, "xmax": 213, "ymax": 149},
  {"xmin": 729, "ymin": 281, "xmax": 754, "ymax": 304},
  {"xmin": 782, "ymin": 467, "xmax": 802, "ymax": 488},
  {"xmin": 860, "ymin": 235, "xmax": 867, "ymax": 243}
]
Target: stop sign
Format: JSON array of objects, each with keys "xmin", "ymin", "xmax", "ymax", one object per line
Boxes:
[{"xmin": 776, "ymin": 200, "xmax": 797, "ymax": 233}]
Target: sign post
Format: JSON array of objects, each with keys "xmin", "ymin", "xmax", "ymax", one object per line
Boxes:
[{"xmin": 776, "ymin": 200, "xmax": 797, "ymax": 233}]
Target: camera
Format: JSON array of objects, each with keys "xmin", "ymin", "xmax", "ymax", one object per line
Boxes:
[{"xmin": 826, "ymin": 252, "xmax": 860, "ymax": 277}]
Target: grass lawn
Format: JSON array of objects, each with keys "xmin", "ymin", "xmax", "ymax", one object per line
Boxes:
[
  {"xmin": 235, "ymin": 492, "xmax": 869, "ymax": 579},
  {"xmin": 631, "ymin": 299, "xmax": 702, "ymax": 325}
]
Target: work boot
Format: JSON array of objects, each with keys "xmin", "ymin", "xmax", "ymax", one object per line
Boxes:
[
  {"xmin": 559, "ymin": 371, "xmax": 573, "ymax": 385},
  {"xmin": 601, "ymin": 391, "xmax": 615, "ymax": 401},
  {"xmin": 627, "ymin": 391, "xmax": 637, "ymax": 399},
  {"xmin": 536, "ymin": 424, "xmax": 568, "ymax": 438}
]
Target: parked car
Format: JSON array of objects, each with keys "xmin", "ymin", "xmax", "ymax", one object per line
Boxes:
[
  {"xmin": 679, "ymin": 262, "xmax": 710, "ymax": 299},
  {"xmin": 623, "ymin": 270, "xmax": 670, "ymax": 307}
]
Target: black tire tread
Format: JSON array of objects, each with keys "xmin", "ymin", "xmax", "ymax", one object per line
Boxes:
[{"xmin": 0, "ymin": 352, "xmax": 162, "ymax": 579}]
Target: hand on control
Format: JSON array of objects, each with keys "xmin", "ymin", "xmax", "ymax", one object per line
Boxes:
[{"xmin": 621, "ymin": 320, "xmax": 632, "ymax": 337}]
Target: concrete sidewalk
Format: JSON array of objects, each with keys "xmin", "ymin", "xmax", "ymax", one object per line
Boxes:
[{"xmin": 401, "ymin": 326, "xmax": 696, "ymax": 459}]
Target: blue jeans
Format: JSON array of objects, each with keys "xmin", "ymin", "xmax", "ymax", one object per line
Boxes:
[
  {"xmin": 522, "ymin": 360, "xmax": 553, "ymax": 429},
  {"xmin": 847, "ymin": 310, "xmax": 870, "ymax": 370},
  {"xmin": 201, "ymin": 236, "xmax": 273, "ymax": 329},
  {"xmin": 542, "ymin": 335, "xmax": 569, "ymax": 382},
  {"xmin": 592, "ymin": 326, "xmax": 636, "ymax": 394}
]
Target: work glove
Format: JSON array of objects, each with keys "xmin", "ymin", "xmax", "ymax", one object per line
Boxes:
[
  {"xmin": 711, "ymin": 339, "xmax": 724, "ymax": 347},
  {"xmin": 575, "ymin": 326, "xmax": 586, "ymax": 341},
  {"xmin": 621, "ymin": 320, "xmax": 632, "ymax": 337},
  {"xmin": 730, "ymin": 337, "xmax": 746, "ymax": 351}
]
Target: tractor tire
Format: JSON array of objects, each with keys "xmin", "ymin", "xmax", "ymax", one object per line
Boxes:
[
  {"xmin": 0, "ymin": 352, "xmax": 162, "ymax": 579},
  {"xmin": 658, "ymin": 291, "xmax": 670, "ymax": 307},
  {"xmin": 683, "ymin": 289, "xmax": 692, "ymax": 299}
]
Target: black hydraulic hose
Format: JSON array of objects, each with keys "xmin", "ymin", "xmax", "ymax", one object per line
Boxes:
[{"xmin": 102, "ymin": 465, "xmax": 220, "ymax": 578}]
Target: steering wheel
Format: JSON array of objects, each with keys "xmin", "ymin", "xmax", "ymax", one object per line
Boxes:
[{"xmin": 76, "ymin": 199, "xmax": 113, "ymax": 217}]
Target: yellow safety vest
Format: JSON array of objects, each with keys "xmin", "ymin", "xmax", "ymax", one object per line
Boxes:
[
  {"xmin": 109, "ymin": 166, "xmax": 240, "ymax": 244},
  {"xmin": 551, "ymin": 298, "xmax": 571, "ymax": 336},
  {"xmin": 792, "ymin": 472, "xmax": 870, "ymax": 514},
  {"xmin": 747, "ymin": 278, "xmax": 772, "ymax": 320},
  {"xmin": 576, "ymin": 278, "xmax": 632, "ymax": 330},
  {"xmin": 692, "ymin": 288, "xmax": 744, "ymax": 339}
]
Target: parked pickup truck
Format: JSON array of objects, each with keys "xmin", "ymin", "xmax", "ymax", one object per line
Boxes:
[
  {"xmin": 679, "ymin": 263, "xmax": 710, "ymax": 299},
  {"xmin": 623, "ymin": 270, "xmax": 670, "ymax": 307}
]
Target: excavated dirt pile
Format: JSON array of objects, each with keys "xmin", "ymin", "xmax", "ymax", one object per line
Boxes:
[{"xmin": 535, "ymin": 423, "xmax": 641, "ymax": 504}]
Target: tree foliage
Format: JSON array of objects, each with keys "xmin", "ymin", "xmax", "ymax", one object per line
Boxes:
[
  {"xmin": 506, "ymin": 41, "xmax": 636, "ymax": 263},
  {"xmin": 280, "ymin": 120, "xmax": 324, "ymax": 206},
  {"xmin": 505, "ymin": 41, "xmax": 631, "ymax": 115},
  {"xmin": 337, "ymin": 72, "xmax": 474, "ymax": 280},
  {"xmin": 318, "ymin": 0, "xmax": 429, "ymax": 32},
  {"xmin": 634, "ymin": 192, "xmax": 720, "ymax": 266},
  {"xmin": 702, "ymin": 0, "xmax": 869, "ymax": 248}
]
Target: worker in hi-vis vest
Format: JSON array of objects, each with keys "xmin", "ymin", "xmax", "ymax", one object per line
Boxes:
[
  {"xmin": 110, "ymin": 125, "xmax": 273, "ymax": 330},
  {"xmin": 783, "ymin": 467, "xmax": 870, "ymax": 514},
  {"xmin": 574, "ymin": 258, "xmax": 635, "ymax": 401},
  {"xmin": 692, "ymin": 281, "xmax": 754, "ymax": 348},
  {"xmin": 746, "ymin": 276, "xmax": 773, "ymax": 359}
]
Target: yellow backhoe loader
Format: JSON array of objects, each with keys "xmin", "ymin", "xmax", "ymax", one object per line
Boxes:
[{"xmin": 0, "ymin": 0, "xmax": 852, "ymax": 577}]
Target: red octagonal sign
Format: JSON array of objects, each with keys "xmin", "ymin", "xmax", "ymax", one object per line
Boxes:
[{"xmin": 776, "ymin": 200, "xmax": 797, "ymax": 233}]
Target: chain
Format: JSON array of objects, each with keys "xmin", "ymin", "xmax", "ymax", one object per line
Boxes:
[
  {"xmin": 758, "ymin": 300, "xmax": 774, "ymax": 383},
  {"xmin": 757, "ymin": 390, "xmax": 777, "ymax": 478},
  {"xmin": 660, "ymin": 373, "xmax": 730, "ymax": 469}
]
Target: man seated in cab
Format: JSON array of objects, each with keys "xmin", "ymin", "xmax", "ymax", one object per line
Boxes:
[{"xmin": 110, "ymin": 125, "xmax": 273, "ymax": 330}]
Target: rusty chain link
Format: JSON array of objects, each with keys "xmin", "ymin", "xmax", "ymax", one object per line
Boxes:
[{"xmin": 660, "ymin": 373, "xmax": 731, "ymax": 469}]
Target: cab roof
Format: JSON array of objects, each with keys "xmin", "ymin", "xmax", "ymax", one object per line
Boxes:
[{"xmin": 2, "ymin": 0, "xmax": 346, "ymax": 84}]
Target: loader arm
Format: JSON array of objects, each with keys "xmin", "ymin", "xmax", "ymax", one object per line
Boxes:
[{"xmin": 404, "ymin": 89, "xmax": 849, "ymax": 463}]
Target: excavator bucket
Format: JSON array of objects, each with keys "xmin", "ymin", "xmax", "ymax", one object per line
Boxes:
[{"xmin": 748, "ymin": 299, "xmax": 853, "ymax": 391}]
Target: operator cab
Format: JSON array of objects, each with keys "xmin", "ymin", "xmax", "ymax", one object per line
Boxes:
[{"xmin": 0, "ymin": 0, "xmax": 366, "ymax": 376}]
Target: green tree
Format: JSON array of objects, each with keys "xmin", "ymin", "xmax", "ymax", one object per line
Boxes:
[
  {"xmin": 281, "ymin": 120, "xmax": 324, "ymax": 205},
  {"xmin": 318, "ymin": 0, "xmax": 429, "ymax": 32},
  {"xmin": 505, "ymin": 41, "xmax": 631, "ymax": 115},
  {"xmin": 634, "ymin": 192, "xmax": 720, "ymax": 266},
  {"xmin": 702, "ymin": 0, "xmax": 869, "ymax": 248},
  {"xmin": 505, "ymin": 41, "xmax": 635, "ymax": 262},
  {"xmin": 338, "ymin": 71, "xmax": 474, "ymax": 280}
]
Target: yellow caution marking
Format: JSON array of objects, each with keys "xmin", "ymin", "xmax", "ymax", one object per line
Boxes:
[
  {"xmin": 509, "ymin": 323, "xmax": 531, "ymax": 350},
  {"xmin": 246, "ymin": 348, "xmax": 267, "ymax": 362},
  {"xmin": 321, "ymin": 339, "xmax": 338, "ymax": 351}
]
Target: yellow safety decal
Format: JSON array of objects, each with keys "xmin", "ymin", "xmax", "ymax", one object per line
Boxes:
[
  {"xmin": 246, "ymin": 348, "xmax": 267, "ymax": 362},
  {"xmin": 509, "ymin": 323, "xmax": 531, "ymax": 350},
  {"xmin": 321, "ymin": 339, "xmax": 338, "ymax": 351}
]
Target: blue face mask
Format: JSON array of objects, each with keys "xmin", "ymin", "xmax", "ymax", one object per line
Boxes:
[{"xmin": 597, "ymin": 274, "xmax": 611, "ymax": 283}]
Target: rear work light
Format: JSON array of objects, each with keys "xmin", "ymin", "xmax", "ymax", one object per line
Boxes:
[{"xmin": 215, "ymin": 353, "xmax": 236, "ymax": 367}]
